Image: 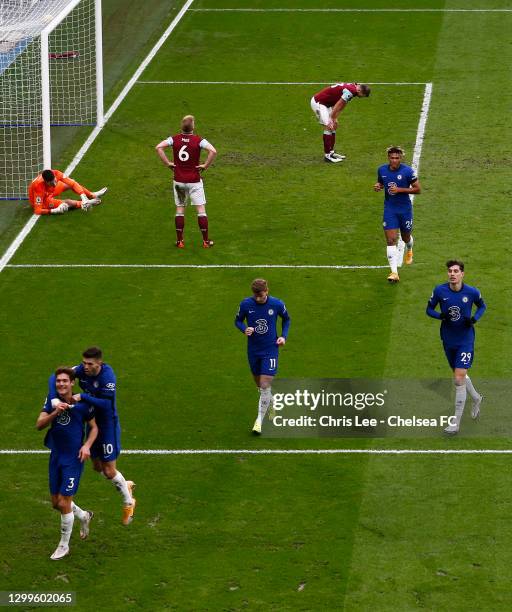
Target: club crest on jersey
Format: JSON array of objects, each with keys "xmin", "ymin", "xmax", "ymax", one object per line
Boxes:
[
  {"xmin": 448, "ymin": 305, "xmax": 461, "ymax": 321},
  {"xmin": 397, "ymin": 174, "xmax": 402, "ymax": 180},
  {"xmin": 268, "ymin": 309, "xmax": 274, "ymax": 315},
  {"xmin": 56, "ymin": 411, "xmax": 71, "ymax": 425},
  {"xmin": 462, "ymin": 297, "xmax": 468, "ymax": 303},
  {"xmin": 93, "ymin": 381, "xmax": 99, "ymax": 388},
  {"xmin": 255, "ymin": 319, "xmax": 269, "ymax": 334}
]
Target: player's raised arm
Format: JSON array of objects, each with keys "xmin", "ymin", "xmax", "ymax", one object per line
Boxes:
[{"xmin": 155, "ymin": 138, "xmax": 175, "ymax": 168}]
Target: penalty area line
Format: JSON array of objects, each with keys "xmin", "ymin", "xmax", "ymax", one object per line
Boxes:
[
  {"xmin": 6, "ymin": 264, "xmax": 390, "ymax": 270},
  {"xmin": 137, "ymin": 80, "xmax": 428, "ymax": 86},
  {"xmin": 189, "ymin": 8, "xmax": 512, "ymax": 12},
  {"xmin": 2, "ymin": 449, "xmax": 512, "ymax": 455}
]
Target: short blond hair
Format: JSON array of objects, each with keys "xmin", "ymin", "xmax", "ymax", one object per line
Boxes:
[{"xmin": 181, "ymin": 115, "xmax": 195, "ymax": 133}]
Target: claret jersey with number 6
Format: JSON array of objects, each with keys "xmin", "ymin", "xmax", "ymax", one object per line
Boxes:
[{"xmin": 167, "ymin": 133, "xmax": 211, "ymax": 183}]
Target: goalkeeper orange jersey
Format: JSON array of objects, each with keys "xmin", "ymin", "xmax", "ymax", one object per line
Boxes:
[{"xmin": 28, "ymin": 169, "xmax": 86, "ymax": 215}]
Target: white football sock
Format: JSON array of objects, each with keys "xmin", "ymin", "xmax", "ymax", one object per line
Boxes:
[
  {"xmin": 406, "ymin": 236, "xmax": 414, "ymax": 250},
  {"xmin": 72, "ymin": 502, "xmax": 87, "ymax": 521},
  {"xmin": 258, "ymin": 387, "xmax": 272, "ymax": 422},
  {"xmin": 59, "ymin": 512, "xmax": 74, "ymax": 547},
  {"xmin": 454, "ymin": 383, "xmax": 467, "ymax": 425},
  {"xmin": 386, "ymin": 245, "xmax": 398, "ymax": 273},
  {"xmin": 111, "ymin": 470, "xmax": 133, "ymax": 505},
  {"xmin": 465, "ymin": 375, "xmax": 480, "ymax": 401}
]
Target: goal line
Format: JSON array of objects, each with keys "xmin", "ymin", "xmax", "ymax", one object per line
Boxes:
[{"xmin": 2, "ymin": 449, "xmax": 512, "ymax": 455}]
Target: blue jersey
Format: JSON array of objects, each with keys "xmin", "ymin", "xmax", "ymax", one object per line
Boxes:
[
  {"xmin": 235, "ymin": 295, "xmax": 290, "ymax": 354},
  {"xmin": 426, "ymin": 283, "xmax": 486, "ymax": 346},
  {"xmin": 48, "ymin": 363, "xmax": 119, "ymax": 431},
  {"xmin": 377, "ymin": 163, "xmax": 417, "ymax": 207},
  {"xmin": 42, "ymin": 397, "xmax": 95, "ymax": 458}
]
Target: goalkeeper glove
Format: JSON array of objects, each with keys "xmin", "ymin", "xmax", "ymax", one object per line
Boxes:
[{"xmin": 50, "ymin": 203, "xmax": 69, "ymax": 214}]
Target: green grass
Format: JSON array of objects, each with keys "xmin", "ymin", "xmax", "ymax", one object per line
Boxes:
[{"xmin": 1, "ymin": 0, "xmax": 511, "ymax": 609}]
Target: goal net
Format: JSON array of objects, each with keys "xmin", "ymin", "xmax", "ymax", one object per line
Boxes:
[{"xmin": 0, "ymin": 0, "xmax": 103, "ymax": 199}]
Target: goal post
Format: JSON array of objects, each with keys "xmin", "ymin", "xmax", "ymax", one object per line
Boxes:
[{"xmin": 0, "ymin": 0, "xmax": 103, "ymax": 200}]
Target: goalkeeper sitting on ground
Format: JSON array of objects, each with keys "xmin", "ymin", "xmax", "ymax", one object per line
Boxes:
[{"xmin": 28, "ymin": 169, "xmax": 107, "ymax": 215}]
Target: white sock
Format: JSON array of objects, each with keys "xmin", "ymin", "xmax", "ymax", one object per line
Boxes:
[
  {"xmin": 454, "ymin": 383, "xmax": 467, "ymax": 425},
  {"xmin": 258, "ymin": 387, "xmax": 272, "ymax": 422},
  {"xmin": 59, "ymin": 512, "xmax": 74, "ymax": 547},
  {"xmin": 465, "ymin": 375, "xmax": 480, "ymax": 401},
  {"xmin": 386, "ymin": 245, "xmax": 398, "ymax": 273},
  {"xmin": 111, "ymin": 470, "xmax": 133, "ymax": 505},
  {"xmin": 406, "ymin": 236, "xmax": 414, "ymax": 250},
  {"xmin": 72, "ymin": 502, "xmax": 87, "ymax": 521}
]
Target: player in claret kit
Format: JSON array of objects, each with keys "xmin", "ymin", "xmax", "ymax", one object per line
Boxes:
[
  {"xmin": 37, "ymin": 368, "xmax": 98, "ymax": 560},
  {"xmin": 235, "ymin": 279, "xmax": 291, "ymax": 434},
  {"xmin": 426, "ymin": 260, "xmax": 486, "ymax": 435},
  {"xmin": 48, "ymin": 347, "xmax": 136, "ymax": 525},
  {"xmin": 28, "ymin": 169, "xmax": 107, "ymax": 215},
  {"xmin": 310, "ymin": 82, "xmax": 370, "ymax": 163},
  {"xmin": 156, "ymin": 114, "xmax": 217, "ymax": 248}
]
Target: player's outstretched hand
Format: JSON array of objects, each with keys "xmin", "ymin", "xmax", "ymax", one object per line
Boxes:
[
  {"xmin": 276, "ymin": 337, "xmax": 286, "ymax": 346},
  {"xmin": 72, "ymin": 394, "xmax": 82, "ymax": 402},
  {"xmin": 78, "ymin": 445, "xmax": 91, "ymax": 463},
  {"xmin": 373, "ymin": 182, "xmax": 383, "ymax": 192},
  {"xmin": 51, "ymin": 398, "xmax": 70, "ymax": 412},
  {"xmin": 245, "ymin": 327, "xmax": 255, "ymax": 336}
]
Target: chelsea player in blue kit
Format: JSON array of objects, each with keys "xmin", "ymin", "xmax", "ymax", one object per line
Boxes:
[
  {"xmin": 235, "ymin": 279, "xmax": 291, "ymax": 434},
  {"xmin": 49, "ymin": 347, "xmax": 136, "ymax": 525},
  {"xmin": 37, "ymin": 368, "xmax": 98, "ymax": 560},
  {"xmin": 374, "ymin": 146, "xmax": 421, "ymax": 283},
  {"xmin": 427, "ymin": 260, "xmax": 486, "ymax": 434}
]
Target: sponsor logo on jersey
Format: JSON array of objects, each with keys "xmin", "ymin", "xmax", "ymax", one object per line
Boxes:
[
  {"xmin": 255, "ymin": 319, "xmax": 269, "ymax": 334},
  {"xmin": 448, "ymin": 305, "xmax": 461, "ymax": 321}
]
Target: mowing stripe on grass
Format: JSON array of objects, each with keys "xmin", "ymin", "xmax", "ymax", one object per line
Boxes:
[
  {"xmin": 2, "ymin": 449, "xmax": 512, "ymax": 455},
  {"xmin": 0, "ymin": 0, "xmax": 196, "ymax": 274}
]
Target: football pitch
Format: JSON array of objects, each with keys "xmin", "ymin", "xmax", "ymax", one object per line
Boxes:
[{"xmin": 1, "ymin": 0, "xmax": 512, "ymax": 610}]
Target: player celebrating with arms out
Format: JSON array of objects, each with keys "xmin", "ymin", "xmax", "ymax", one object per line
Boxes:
[
  {"xmin": 37, "ymin": 368, "xmax": 97, "ymax": 560},
  {"xmin": 28, "ymin": 169, "xmax": 107, "ymax": 215},
  {"xmin": 426, "ymin": 260, "xmax": 486, "ymax": 435},
  {"xmin": 374, "ymin": 146, "xmax": 421, "ymax": 283},
  {"xmin": 310, "ymin": 82, "xmax": 370, "ymax": 163},
  {"xmin": 48, "ymin": 347, "xmax": 136, "ymax": 525},
  {"xmin": 156, "ymin": 115, "xmax": 217, "ymax": 248},
  {"xmin": 235, "ymin": 279, "xmax": 291, "ymax": 434}
]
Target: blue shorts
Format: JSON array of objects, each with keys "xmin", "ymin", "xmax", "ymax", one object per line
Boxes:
[
  {"xmin": 383, "ymin": 205, "xmax": 413, "ymax": 233},
  {"xmin": 49, "ymin": 452, "xmax": 84, "ymax": 496},
  {"xmin": 443, "ymin": 344, "xmax": 474, "ymax": 369},
  {"xmin": 248, "ymin": 352, "xmax": 279, "ymax": 376},
  {"xmin": 91, "ymin": 424, "xmax": 121, "ymax": 462}
]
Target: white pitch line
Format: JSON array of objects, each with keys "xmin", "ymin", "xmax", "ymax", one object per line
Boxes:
[
  {"xmin": 6, "ymin": 264, "xmax": 389, "ymax": 270},
  {"xmin": 137, "ymin": 81, "xmax": 427, "ymax": 85},
  {"xmin": 0, "ymin": 0, "xmax": 196, "ymax": 274},
  {"xmin": 190, "ymin": 8, "xmax": 512, "ymax": 12},
  {"xmin": 2, "ymin": 449, "xmax": 512, "ymax": 455},
  {"xmin": 411, "ymin": 83, "xmax": 433, "ymax": 174}
]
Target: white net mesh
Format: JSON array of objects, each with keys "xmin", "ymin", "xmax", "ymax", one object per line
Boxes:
[{"xmin": 0, "ymin": 0, "xmax": 99, "ymax": 199}]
